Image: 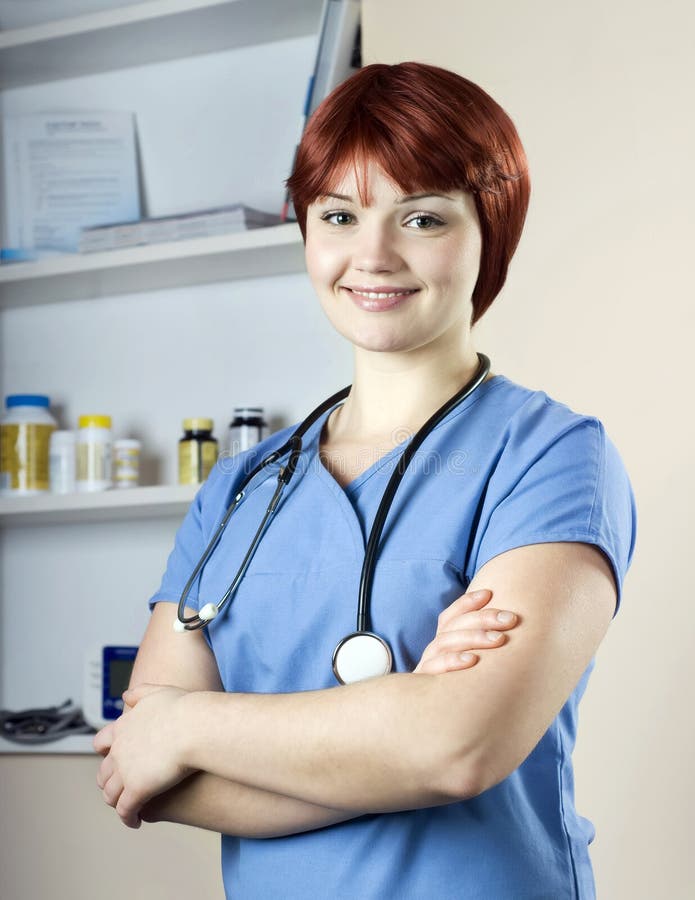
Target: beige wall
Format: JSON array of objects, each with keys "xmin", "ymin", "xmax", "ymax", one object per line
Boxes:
[
  {"xmin": 0, "ymin": 758, "xmax": 224, "ymax": 899},
  {"xmin": 363, "ymin": 1, "xmax": 693, "ymax": 897}
]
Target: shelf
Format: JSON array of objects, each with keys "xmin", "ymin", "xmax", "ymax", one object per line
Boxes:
[
  {"xmin": 0, "ymin": 483, "xmax": 198, "ymax": 525},
  {"xmin": 0, "ymin": 223, "xmax": 305, "ymax": 307},
  {"xmin": 0, "ymin": 0, "xmax": 323, "ymax": 88},
  {"xmin": 0, "ymin": 735, "xmax": 96, "ymax": 755}
]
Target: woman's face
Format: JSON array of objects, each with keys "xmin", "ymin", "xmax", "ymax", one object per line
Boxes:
[{"xmin": 304, "ymin": 161, "xmax": 482, "ymax": 356}]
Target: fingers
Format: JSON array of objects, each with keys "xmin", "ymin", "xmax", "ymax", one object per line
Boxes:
[
  {"xmin": 437, "ymin": 589, "xmax": 491, "ymax": 631},
  {"xmin": 93, "ymin": 722, "xmax": 115, "ymax": 756},
  {"xmin": 96, "ymin": 753, "xmax": 114, "ymax": 790},
  {"xmin": 121, "ymin": 683, "xmax": 158, "ymax": 707},
  {"xmin": 415, "ymin": 626, "xmax": 508, "ymax": 672},
  {"xmin": 101, "ymin": 770, "xmax": 123, "ymax": 810},
  {"xmin": 415, "ymin": 649, "xmax": 479, "ymax": 675},
  {"xmin": 99, "ymin": 762, "xmax": 142, "ymax": 829},
  {"xmin": 438, "ymin": 607, "xmax": 518, "ymax": 636},
  {"xmin": 414, "ymin": 605, "xmax": 521, "ymax": 675},
  {"xmin": 430, "ymin": 626, "xmax": 509, "ymax": 654},
  {"xmin": 116, "ymin": 790, "xmax": 143, "ymax": 830}
]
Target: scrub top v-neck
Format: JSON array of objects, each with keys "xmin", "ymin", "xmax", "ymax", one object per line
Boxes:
[{"xmin": 309, "ymin": 373, "xmax": 503, "ymax": 550}]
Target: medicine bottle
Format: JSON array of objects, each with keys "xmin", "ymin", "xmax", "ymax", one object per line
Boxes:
[
  {"xmin": 113, "ymin": 438, "xmax": 141, "ymax": 488},
  {"xmin": 0, "ymin": 394, "xmax": 56, "ymax": 495},
  {"xmin": 77, "ymin": 415, "xmax": 112, "ymax": 492},
  {"xmin": 227, "ymin": 406, "xmax": 268, "ymax": 457},
  {"xmin": 49, "ymin": 430, "xmax": 77, "ymax": 494},
  {"xmin": 179, "ymin": 418, "xmax": 218, "ymax": 485}
]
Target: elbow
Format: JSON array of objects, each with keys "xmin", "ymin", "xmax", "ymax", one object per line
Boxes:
[
  {"xmin": 427, "ymin": 738, "xmax": 483, "ymax": 803},
  {"xmin": 412, "ymin": 677, "xmax": 485, "ymax": 802},
  {"xmin": 442, "ymin": 746, "xmax": 521, "ymax": 801},
  {"xmin": 437, "ymin": 759, "xmax": 483, "ymax": 803}
]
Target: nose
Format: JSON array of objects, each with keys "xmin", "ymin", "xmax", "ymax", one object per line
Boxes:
[{"xmin": 352, "ymin": 220, "xmax": 403, "ymax": 274}]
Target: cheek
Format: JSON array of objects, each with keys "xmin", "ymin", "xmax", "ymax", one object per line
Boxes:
[
  {"xmin": 305, "ymin": 236, "xmax": 340, "ymax": 294},
  {"xmin": 429, "ymin": 237, "xmax": 481, "ymax": 296}
]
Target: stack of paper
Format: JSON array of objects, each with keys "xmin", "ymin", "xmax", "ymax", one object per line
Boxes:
[{"xmin": 78, "ymin": 204, "xmax": 283, "ymax": 253}]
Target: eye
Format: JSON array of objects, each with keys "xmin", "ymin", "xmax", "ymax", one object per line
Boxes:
[
  {"xmin": 404, "ymin": 213, "xmax": 445, "ymax": 230},
  {"xmin": 320, "ymin": 210, "xmax": 355, "ymax": 226}
]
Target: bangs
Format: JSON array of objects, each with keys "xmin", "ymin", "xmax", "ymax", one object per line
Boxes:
[{"xmin": 296, "ymin": 100, "xmax": 480, "ymax": 210}]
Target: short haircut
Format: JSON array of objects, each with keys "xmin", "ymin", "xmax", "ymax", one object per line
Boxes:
[{"xmin": 286, "ymin": 62, "xmax": 531, "ymax": 324}]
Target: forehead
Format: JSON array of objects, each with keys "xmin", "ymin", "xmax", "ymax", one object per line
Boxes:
[{"xmin": 317, "ymin": 160, "xmax": 463, "ymax": 206}]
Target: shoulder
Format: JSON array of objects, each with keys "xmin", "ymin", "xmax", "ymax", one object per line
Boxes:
[
  {"xmin": 461, "ymin": 375, "xmax": 637, "ymax": 612},
  {"xmin": 478, "ymin": 373, "xmax": 601, "ymax": 435},
  {"xmin": 470, "ymin": 374, "xmax": 636, "ymax": 522},
  {"xmin": 462, "ymin": 374, "xmax": 619, "ymax": 472}
]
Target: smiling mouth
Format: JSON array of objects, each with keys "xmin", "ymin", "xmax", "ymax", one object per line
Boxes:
[{"xmin": 344, "ymin": 287, "xmax": 419, "ymax": 300}]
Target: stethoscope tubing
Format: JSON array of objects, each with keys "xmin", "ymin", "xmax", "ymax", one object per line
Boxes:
[
  {"xmin": 356, "ymin": 352, "xmax": 490, "ymax": 632},
  {"xmin": 176, "ymin": 386, "xmax": 350, "ymax": 628},
  {"xmin": 176, "ymin": 354, "xmax": 490, "ymax": 633}
]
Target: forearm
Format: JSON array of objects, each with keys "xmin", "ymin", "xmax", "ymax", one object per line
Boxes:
[
  {"xmin": 140, "ymin": 772, "xmax": 358, "ymax": 838},
  {"xmin": 180, "ymin": 672, "xmax": 474, "ymax": 813}
]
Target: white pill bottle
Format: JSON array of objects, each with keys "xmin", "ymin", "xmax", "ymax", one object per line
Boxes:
[
  {"xmin": 76, "ymin": 414, "xmax": 112, "ymax": 492},
  {"xmin": 49, "ymin": 430, "xmax": 77, "ymax": 494}
]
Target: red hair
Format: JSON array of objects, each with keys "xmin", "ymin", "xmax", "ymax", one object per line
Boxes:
[{"xmin": 286, "ymin": 62, "xmax": 530, "ymax": 324}]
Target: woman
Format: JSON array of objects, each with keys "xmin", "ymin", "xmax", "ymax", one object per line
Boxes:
[{"xmin": 95, "ymin": 62, "xmax": 637, "ymax": 898}]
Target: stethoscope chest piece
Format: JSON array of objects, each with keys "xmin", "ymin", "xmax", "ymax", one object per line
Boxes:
[{"xmin": 332, "ymin": 632, "xmax": 393, "ymax": 685}]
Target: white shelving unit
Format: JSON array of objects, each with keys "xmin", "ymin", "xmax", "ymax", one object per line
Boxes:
[
  {"xmin": 0, "ymin": 734, "xmax": 95, "ymax": 754},
  {"xmin": 0, "ymin": 0, "xmax": 322, "ymax": 87},
  {"xmin": 0, "ymin": 484, "xmax": 198, "ymax": 525},
  {"xmin": 0, "ymin": 0, "xmax": 325, "ymax": 755},
  {"xmin": 0, "ymin": 223, "xmax": 304, "ymax": 307}
]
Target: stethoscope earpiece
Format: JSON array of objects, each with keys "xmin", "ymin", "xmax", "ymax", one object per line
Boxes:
[{"xmin": 198, "ymin": 603, "xmax": 219, "ymax": 622}]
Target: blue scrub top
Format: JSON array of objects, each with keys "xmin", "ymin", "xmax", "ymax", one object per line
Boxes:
[{"xmin": 150, "ymin": 374, "xmax": 637, "ymax": 900}]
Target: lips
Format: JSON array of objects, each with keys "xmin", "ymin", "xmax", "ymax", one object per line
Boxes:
[{"xmin": 342, "ymin": 285, "xmax": 419, "ymax": 311}]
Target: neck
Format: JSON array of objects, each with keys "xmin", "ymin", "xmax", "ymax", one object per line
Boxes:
[{"xmin": 328, "ymin": 333, "xmax": 490, "ymax": 444}]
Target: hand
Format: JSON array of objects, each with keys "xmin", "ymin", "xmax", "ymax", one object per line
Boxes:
[
  {"xmin": 94, "ymin": 683, "xmax": 195, "ymax": 829},
  {"xmin": 414, "ymin": 589, "xmax": 518, "ymax": 674}
]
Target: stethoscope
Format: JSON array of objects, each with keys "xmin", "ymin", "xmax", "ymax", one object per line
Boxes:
[{"xmin": 176, "ymin": 352, "xmax": 491, "ymax": 685}]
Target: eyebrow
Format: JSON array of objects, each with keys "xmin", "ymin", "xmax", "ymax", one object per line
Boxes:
[{"xmin": 320, "ymin": 192, "xmax": 457, "ymax": 204}]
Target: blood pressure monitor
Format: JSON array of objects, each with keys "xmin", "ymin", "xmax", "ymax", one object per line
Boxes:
[{"xmin": 83, "ymin": 645, "xmax": 138, "ymax": 730}]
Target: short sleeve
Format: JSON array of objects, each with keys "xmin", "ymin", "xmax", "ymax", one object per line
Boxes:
[
  {"xmin": 465, "ymin": 413, "xmax": 637, "ymax": 616},
  {"xmin": 148, "ymin": 462, "xmax": 225, "ymax": 613}
]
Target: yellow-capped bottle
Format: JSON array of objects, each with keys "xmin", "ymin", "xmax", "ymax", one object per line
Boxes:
[
  {"xmin": 178, "ymin": 418, "xmax": 218, "ymax": 485},
  {"xmin": 76, "ymin": 414, "xmax": 112, "ymax": 492}
]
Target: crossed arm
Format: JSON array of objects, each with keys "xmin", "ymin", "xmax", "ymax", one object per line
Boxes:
[
  {"xmin": 95, "ymin": 541, "xmax": 617, "ymax": 836},
  {"xmin": 95, "ymin": 587, "xmax": 508, "ymax": 837}
]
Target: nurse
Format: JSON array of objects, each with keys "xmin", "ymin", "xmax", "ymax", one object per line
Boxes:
[{"xmin": 95, "ymin": 62, "xmax": 637, "ymax": 899}]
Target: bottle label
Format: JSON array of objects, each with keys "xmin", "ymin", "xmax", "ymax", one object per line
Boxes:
[
  {"xmin": 228, "ymin": 424, "xmax": 265, "ymax": 456},
  {"xmin": 113, "ymin": 446, "xmax": 140, "ymax": 487},
  {"xmin": 77, "ymin": 440, "xmax": 112, "ymax": 485},
  {"xmin": 0, "ymin": 423, "xmax": 54, "ymax": 492},
  {"xmin": 179, "ymin": 440, "xmax": 217, "ymax": 484}
]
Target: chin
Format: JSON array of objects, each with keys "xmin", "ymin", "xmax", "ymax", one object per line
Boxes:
[{"xmin": 335, "ymin": 322, "xmax": 419, "ymax": 354}]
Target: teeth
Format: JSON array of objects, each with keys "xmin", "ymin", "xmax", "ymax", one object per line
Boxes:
[{"xmin": 351, "ymin": 289, "xmax": 412, "ymax": 300}]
